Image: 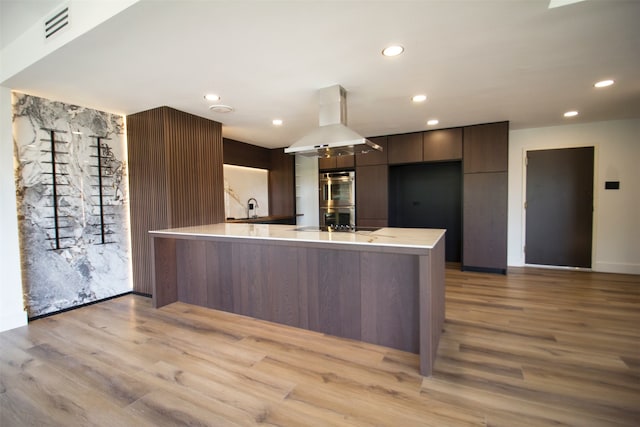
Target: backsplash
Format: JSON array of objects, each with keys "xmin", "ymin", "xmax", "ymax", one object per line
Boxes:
[{"xmin": 223, "ymin": 164, "xmax": 269, "ymax": 219}]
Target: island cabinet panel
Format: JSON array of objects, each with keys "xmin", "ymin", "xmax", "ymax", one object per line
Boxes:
[
  {"xmin": 388, "ymin": 132, "xmax": 423, "ymax": 164},
  {"xmin": 355, "ymin": 136, "xmax": 388, "ymax": 166},
  {"xmin": 205, "ymin": 241, "xmax": 234, "ymax": 312},
  {"xmin": 361, "ymin": 252, "xmax": 420, "ymax": 352},
  {"xmin": 423, "ymin": 128, "xmax": 463, "ymax": 162},
  {"xmin": 355, "ymin": 164, "xmax": 388, "ymax": 227},
  {"xmin": 231, "ymin": 243, "xmax": 304, "ymax": 328},
  {"xmin": 150, "ymin": 224, "xmax": 446, "ymax": 376},
  {"xmin": 305, "ymin": 248, "xmax": 362, "ymax": 340}
]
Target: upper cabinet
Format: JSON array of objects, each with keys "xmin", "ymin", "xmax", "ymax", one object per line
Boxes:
[
  {"xmin": 355, "ymin": 136, "xmax": 388, "ymax": 166},
  {"xmin": 319, "ymin": 154, "xmax": 355, "ymax": 171},
  {"xmin": 463, "ymin": 122, "xmax": 509, "ymax": 173},
  {"xmin": 423, "ymin": 128, "xmax": 462, "ymax": 162},
  {"xmin": 388, "ymin": 132, "xmax": 423, "ymax": 164}
]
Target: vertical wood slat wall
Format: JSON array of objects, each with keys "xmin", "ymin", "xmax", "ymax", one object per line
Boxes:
[{"xmin": 127, "ymin": 106, "xmax": 224, "ymax": 295}]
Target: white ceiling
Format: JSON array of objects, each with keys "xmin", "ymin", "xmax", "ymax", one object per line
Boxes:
[{"xmin": 2, "ymin": 0, "xmax": 640, "ymax": 149}]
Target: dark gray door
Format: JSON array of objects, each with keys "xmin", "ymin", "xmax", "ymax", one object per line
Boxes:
[{"xmin": 525, "ymin": 147, "xmax": 594, "ymax": 268}]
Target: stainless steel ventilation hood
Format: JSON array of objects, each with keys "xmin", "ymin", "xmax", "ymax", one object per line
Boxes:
[{"xmin": 284, "ymin": 85, "xmax": 382, "ymax": 157}]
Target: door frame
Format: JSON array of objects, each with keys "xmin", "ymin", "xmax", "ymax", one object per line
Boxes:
[{"xmin": 521, "ymin": 145, "xmax": 598, "ymax": 270}]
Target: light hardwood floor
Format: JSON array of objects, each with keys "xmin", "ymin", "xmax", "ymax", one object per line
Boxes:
[{"xmin": 1, "ymin": 266, "xmax": 639, "ymax": 426}]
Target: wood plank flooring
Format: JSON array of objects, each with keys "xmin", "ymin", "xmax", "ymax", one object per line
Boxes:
[{"xmin": 1, "ymin": 266, "xmax": 639, "ymax": 426}]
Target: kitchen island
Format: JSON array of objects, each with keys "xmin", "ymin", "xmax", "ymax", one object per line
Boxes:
[{"xmin": 150, "ymin": 223, "xmax": 445, "ymax": 376}]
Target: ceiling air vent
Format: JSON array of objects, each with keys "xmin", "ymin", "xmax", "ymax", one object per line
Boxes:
[{"xmin": 44, "ymin": 6, "xmax": 70, "ymax": 40}]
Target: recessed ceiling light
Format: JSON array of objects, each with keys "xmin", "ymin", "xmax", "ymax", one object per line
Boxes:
[
  {"xmin": 204, "ymin": 93, "xmax": 220, "ymax": 101},
  {"xmin": 427, "ymin": 119, "xmax": 439, "ymax": 126},
  {"xmin": 209, "ymin": 104, "xmax": 233, "ymax": 113},
  {"xmin": 272, "ymin": 119, "xmax": 283, "ymax": 126},
  {"xmin": 594, "ymin": 79, "xmax": 614, "ymax": 88},
  {"xmin": 564, "ymin": 110, "xmax": 579, "ymax": 117},
  {"xmin": 412, "ymin": 94, "xmax": 427, "ymax": 103},
  {"xmin": 382, "ymin": 45, "xmax": 404, "ymax": 57}
]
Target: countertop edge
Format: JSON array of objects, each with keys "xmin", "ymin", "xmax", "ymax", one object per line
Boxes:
[{"xmin": 149, "ymin": 224, "xmax": 445, "ymax": 254}]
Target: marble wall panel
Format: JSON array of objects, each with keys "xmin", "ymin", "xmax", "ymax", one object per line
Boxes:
[{"xmin": 12, "ymin": 93, "xmax": 131, "ymax": 317}]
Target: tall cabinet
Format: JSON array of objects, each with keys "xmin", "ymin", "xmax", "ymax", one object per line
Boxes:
[
  {"xmin": 355, "ymin": 136, "xmax": 388, "ymax": 227},
  {"xmin": 127, "ymin": 106, "xmax": 225, "ymax": 295},
  {"xmin": 462, "ymin": 122, "xmax": 508, "ymax": 273}
]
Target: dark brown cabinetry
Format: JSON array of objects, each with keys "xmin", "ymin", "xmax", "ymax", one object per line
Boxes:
[
  {"xmin": 268, "ymin": 149, "xmax": 296, "ymax": 219},
  {"xmin": 319, "ymin": 154, "xmax": 355, "ymax": 171},
  {"xmin": 388, "ymin": 132, "xmax": 423, "ymax": 164},
  {"xmin": 355, "ymin": 136, "xmax": 388, "ymax": 166},
  {"xmin": 356, "ymin": 164, "xmax": 388, "ymax": 227},
  {"xmin": 462, "ymin": 121, "xmax": 509, "ymax": 273},
  {"xmin": 127, "ymin": 106, "xmax": 225, "ymax": 295},
  {"xmin": 423, "ymin": 128, "xmax": 462, "ymax": 161},
  {"xmin": 463, "ymin": 122, "xmax": 508, "ymax": 173}
]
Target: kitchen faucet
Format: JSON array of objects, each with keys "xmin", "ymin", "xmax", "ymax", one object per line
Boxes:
[{"xmin": 247, "ymin": 198, "xmax": 259, "ymax": 218}]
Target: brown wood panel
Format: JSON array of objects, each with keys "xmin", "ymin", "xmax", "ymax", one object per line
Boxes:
[
  {"xmin": 223, "ymin": 138, "xmax": 271, "ymax": 170},
  {"xmin": 335, "ymin": 154, "xmax": 355, "ymax": 169},
  {"xmin": 463, "ymin": 121, "xmax": 509, "ymax": 173},
  {"xmin": 355, "ymin": 164, "xmax": 388, "ymax": 224},
  {"xmin": 205, "ymin": 241, "xmax": 234, "ymax": 312},
  {"xmin": 264, "ymin": 245, "xmax": 303, "ymax": 328},
  {"xmin": 423, "ymin": 128, "xmax": 462, "ymax": 161},
  {"xmin": 388, "ymin": 132, "xmax": 423, "ymax": 164},
  {"xmin": 420, "ymin": 237, "xmax": 445, "ymax": 376},
  {"xmin": 176, "ymin": 239, "xmax": 207, "ymax": 306},
  {"xmin": 463, "ymin": 172, "xmax": 508, "ymax": 272},
  {"xmin": 356, "ymin": 218, "xmax": 388, "ymax": 228},
  {"xmin": 361, "ymin": 252, "xmax": 419, "ymax": 352},
  {"xmin": 356, "ymin": 136, "xmax": 388, "ymax": 166},
  {"xmin": 163, "ymin": 107, "xmax": 225, "ymax": 227},
  {"xmin": 318, "ymin": 156, "xmax": 336, "ymax": 171},
  {"xmin": 268, "ymin": 148, "xmax": 296, "ymax": 219},
  {"xmin": 306, "ymin": 248, "xmax": 362, "ymax": 340},
  {"xmin": 126, "ymin": 106, "xmax": 224, "ymax": 295},
  {"xmin": 318, "ymin": 155, "xmax": 355, "ymax": 171},
  {"xmin": 127, "ymin": 107, "xmax": 169, "ymax": 296},
  {"xmin": 150, "ymin": 237, "xmax": 177, "ymax": 308}
]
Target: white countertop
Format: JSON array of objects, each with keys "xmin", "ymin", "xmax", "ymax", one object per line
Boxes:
[{"xmin": 150, "ymin": 223, "xmax": 445, "ymax": 251}]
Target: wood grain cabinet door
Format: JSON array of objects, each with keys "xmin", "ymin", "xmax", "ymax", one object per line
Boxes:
[
  {"xmin": 423, "ymin": 128, "xmax": 462, "ymax": 161},
  {"xmin": 463, "ymin": 122, "xmax": 508, "ymax": 173},
  {"xmin": 356, "ymin": 136, "xmax": 388, "ymax": 166},
  {"xmin": 355, "ymin": 164, "xmax": 388, "ymax": 226},
  {"xmin": 388, "ymin": 132, "xmax": 423, "ymax": 165}
]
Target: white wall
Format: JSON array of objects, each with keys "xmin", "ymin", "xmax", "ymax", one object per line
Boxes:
[
  {"xmin": 0, "ymin": 86, "xmax": 27, "ymax": 331},
  {"xmin": 508, "ymin": 119, "xmax": 640, "ymax": 274},
  {"xmin": 1, "ymin": 0, "xmax": 138, "ymax": 83}
]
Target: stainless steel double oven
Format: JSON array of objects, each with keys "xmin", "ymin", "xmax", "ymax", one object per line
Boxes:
[{"xmin": 319, "ymin": 171, "xmax": 355, "ymax": 228}]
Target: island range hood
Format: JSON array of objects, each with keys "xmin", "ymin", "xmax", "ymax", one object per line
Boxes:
[{"xmin": 284, "ymin": 85, "xmax": 382, "ymax": 157}]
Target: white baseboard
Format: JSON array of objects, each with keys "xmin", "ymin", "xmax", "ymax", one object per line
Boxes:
[{"xmin": 593, "ymin": 262, "xmax": 640, "ymax": 275}]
